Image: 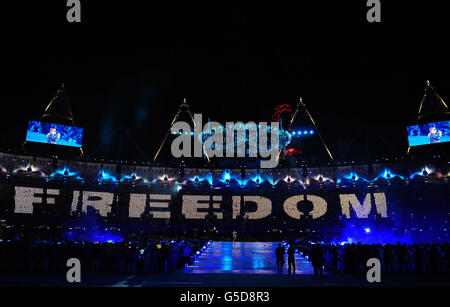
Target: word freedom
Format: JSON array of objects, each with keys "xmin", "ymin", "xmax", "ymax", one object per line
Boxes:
[
  {"xmin": 13, "ymin": 186, "xmax": 388, "ymax": 220},
  {"xmin": 171, "ymin": 114, "xmax": 280, "ymax": 168}
]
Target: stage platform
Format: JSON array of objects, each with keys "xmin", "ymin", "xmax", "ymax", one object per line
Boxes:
[{"xmin": 186, "ymin": 241, "xmax": 314, "ymax": 274}]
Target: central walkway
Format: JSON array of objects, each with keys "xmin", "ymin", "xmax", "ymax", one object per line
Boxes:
[{"xmin": 186, "ymin": 241, "xmax": 314, "ymax": 274}]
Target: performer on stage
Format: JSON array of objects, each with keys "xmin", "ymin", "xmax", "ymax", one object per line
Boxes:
[
  {"xmin": 275, "ymin": 243, "xmax": 285, "ymax": 273},
  {"xmin": 428, "ymin": 126, "xmax": 442, "ymax": 144},
  {"xmin": 46, "ymin": 128, "xmax": 61, "ymax": 144}
]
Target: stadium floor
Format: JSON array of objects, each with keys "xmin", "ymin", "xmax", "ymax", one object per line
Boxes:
[{"xmin": 185, "ymin": 241, "xmax": 314, "ymax": 274}]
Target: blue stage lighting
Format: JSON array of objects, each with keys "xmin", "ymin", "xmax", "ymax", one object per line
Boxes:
[
  {"xmin": 224, "ymin": 171, "xmax": 231, "ymax": 181},
  {"xmin": 310, "ymin": 130, "xmax": 314, "ymax": 134},
  {"xmin": 292, "ymin": 131, "xmax": 296, "ymax": 135},
  {"xmin": 364, "ymin": 228, "xmax": 371, "ymax": 234},
  {"xmin": 297, "ymin": 131, "xmax": 302, "ymax": 135}
]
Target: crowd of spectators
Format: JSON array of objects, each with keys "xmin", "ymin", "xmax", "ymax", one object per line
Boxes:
[
  {"xmin": 297, "ymin": 242, "xmax": 450, "ymax": 275},
  {"xmin": 0, "ymin": 238, "xmax": 201, "ymax": 274},
  {"xmin": 0, "ymin": 226, "xmax": 204, "ymax": 274},
  {"xmin": 2, "ymin": 223, "xmax": 450, "ymax": 276}
]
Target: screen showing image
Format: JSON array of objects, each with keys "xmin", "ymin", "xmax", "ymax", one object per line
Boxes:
[
  {"xmin": 407, "ymin": 120, "xmax": 450, "ymax": 147},
  {"xmin": 25, "ymin": 121, "xmax": 83, "ymax": 148}
]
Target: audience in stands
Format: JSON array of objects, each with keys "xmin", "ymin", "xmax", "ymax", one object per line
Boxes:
[
  {"xmin": 1, "ymin": 224, "xmax": 449, "ymax": 275},
  {"xmin": 297, "ymin": 241, "xmax": 450, "ymax": 274},
  {"xmin": 0, "ymin": 237, "xmax": 200, "ymax": 274}
]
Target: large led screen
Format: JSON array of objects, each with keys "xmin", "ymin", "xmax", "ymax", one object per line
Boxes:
[
  {"xmin": 407, "ymin": 120, "xmax": 450, "ymax": 147},
  {"xmin": 26, "ymin": 121, "xmax": 83, "ymax": 148}
]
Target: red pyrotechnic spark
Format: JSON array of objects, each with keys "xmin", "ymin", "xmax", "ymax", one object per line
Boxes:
[{"xmin": 272, "ymin": 104, "xmax": 293, "ymax": 122}]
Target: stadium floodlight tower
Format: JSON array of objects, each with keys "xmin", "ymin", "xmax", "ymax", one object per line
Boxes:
[
  {"xmin": 153, "ymin": 98, "xmax": 211, "ymax": 164},
  {"xmin": 277, "ymin": 97, "xmax": 334, "ymax": 165},
  {"xmin": 407, "ymin": 80, "xmax": 450, "ymax": 155}
]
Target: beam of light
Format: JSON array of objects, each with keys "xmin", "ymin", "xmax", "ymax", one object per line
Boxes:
[
  {"xmin": 283, "ymin": 175, "xmax": 306, "ymax": 187},
  {"xmin": 154, "ymin": 174, "xmax": 177, "ymax": 183},
  {"xmin": 236, "ymin": 177, "xmax": 251, "ymax": 187},
  {"xmin": 217, "ymin": 170, "xmax": 236, "ymax": 185},
  {"xmin": 264, "ymin": 174, "xmax": 279, "ymax": 185},
  {"xmin": 13, "ymin": 164, "xmax": 46, "ymax": 177},
  {"xmin": 340, "ymin": 171, "xmax": 369, "ymax": 183},
  {"xmin": 49, "ymin": 167, "xmax": 83, "ymax": 180},
  {"xmin": 251, "ymin": 174, "xmax": 263, "ymax": 184},
  {"xmin": 224, "ymin": 171, "xmax": 231, "ymax": 181},
  {"xmin": 98, "ymin": 169, "xmax": 117, "ymax": 183},
  {"xmin": 13, "ymin": 164, "xmax": 39, "ymax": 173},
  {"xmin": 283, "ymin": 175, "xmax": 296, "ymax": 183},
  {"xmin": 119, "ymin": 172, "xmax": 148, "ymax": 183},
  {"xmin": 312, "ymin": 174, "xmax": 334, "ymax": 183},
  {"xmin": 373, "ymin": 168, "xmax": 404, "ymax": 181},
  {"xmin": 188, "ymin": 174, "xmax": 213, "ymax": 185},
  {"xmin": 409, "ymin": 166, "xmax": 436, "ymax": 179}
]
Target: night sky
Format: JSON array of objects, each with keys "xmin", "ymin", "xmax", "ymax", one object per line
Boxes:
[{"xmin": 1, "ymin": 2, "xmax": 450, "ymax": 163}]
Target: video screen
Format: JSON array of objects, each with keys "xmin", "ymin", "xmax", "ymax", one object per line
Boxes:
[
  {"xmin": 407, "ymin": 120, "xmax": 450, "ymax": 147},
  {"xmin": 25, "ymin": 121, "xmax": 83, "ymax": 148}
]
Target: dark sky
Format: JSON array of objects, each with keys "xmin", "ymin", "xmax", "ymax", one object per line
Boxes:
[{"xmin": 1, "ymin": 2, "xmax": 450, "ymax": 162}]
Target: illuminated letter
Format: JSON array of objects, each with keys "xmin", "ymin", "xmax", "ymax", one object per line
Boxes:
[
  {"xmin": 14, "ymin": 186, "xmax": 43, "ymax": 214},
  {"xmin": 340, "ymin": 193, "xmax": 372, "ymax": 218},
  {"xmin": 212, "ymin": 195, "xmax": 223, "ymax": 219},
  {"xmin": 129, "ymin": 193, "xmax": 147, "ymax": 218},
  {"xmin": 81, "ymin": 191, "xmax": 114, "ymax": 217},
  {"xmin": 149, "ymin": 194, "xmax": 171, "ymax": 219},
  {"xmin": 71, "ymin": 190, "xmax": 80, "ymax": 214},
  {"xmin": 46, "ymin": 189, "xmax": 59, "ymax": 204},
  {"xmin": 283, "ymin": 195, "xmax": 327, "ymax": 219},
  {"xmin": 242, "ymin": 196, "xmax": 272, "ymax": 220},
  {"xmin": 232, "ymin": 195, "xmax": 241, "ymax": 219},
  {"xmin": 373, "ymin": 192, "xmax": 388, "ymax": 217},
  {"xmin": 182, "ymin": 195, "xmax": 210, "ymax": 219}
]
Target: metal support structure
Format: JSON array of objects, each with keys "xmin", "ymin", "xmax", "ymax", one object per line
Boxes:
[
  {"xmin": 153, "ymin": 98, "xmax": 210, "ymax": 163},
  {"xmin": 278, "ymin": 97, "xmax": 334, "ymax": 162},
  {"xmin": 408, "ymin": 80, "xmax": 449, "ymax": 154},
  {"xmin": 21, "ymin": 83, "xmax": 84, "ymax": 155}
]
